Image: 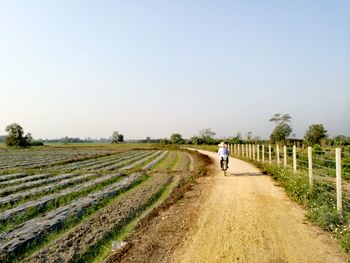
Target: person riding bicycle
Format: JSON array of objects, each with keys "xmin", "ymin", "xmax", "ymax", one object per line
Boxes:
[{"xmin": 218, "ymin": 142, "xmax": 230, "ymax": 170}]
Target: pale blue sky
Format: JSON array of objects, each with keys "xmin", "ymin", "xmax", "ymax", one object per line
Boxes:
[{"xmin": 0, "ymin": 1, "xmax": 349, "ymax": 140}]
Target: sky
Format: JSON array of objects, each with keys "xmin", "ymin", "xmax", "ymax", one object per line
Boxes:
[{"xmin": 0, "ymin": 1, "xmax": 349, "ymax": 140}]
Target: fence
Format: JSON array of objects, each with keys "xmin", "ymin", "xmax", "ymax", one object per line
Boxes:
[{"xmin": 229, "ymin": 143, "xmax": 350, "ymax": 213}]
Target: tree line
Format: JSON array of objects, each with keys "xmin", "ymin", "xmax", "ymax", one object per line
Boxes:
[
  {"xmin": 164, "ymin": 113, "xmax": 349, "ymax": 147},
  {"xmin": 2, "ymin": 115, "xmax": 350, "ymax": 148}
]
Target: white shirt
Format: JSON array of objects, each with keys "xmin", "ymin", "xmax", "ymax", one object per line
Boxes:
[{"xmin": 218, "ymin": 147, "xmax": 229, "ymax": 158}]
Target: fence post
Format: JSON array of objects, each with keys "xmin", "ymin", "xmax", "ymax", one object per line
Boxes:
[
  {"xmin": 237, "ymin": 144, "xmax": 240, "ymax": 156},
  {"xmin": 269, "ymin": 144, "xmax": 272, "ymax": 163},
  {"xmin": 262, "ymin": 145, "xmax": 265, "ymax": 163},
  {"xmin": 293, "ymin": 145, "xmax": 297, "ymax": 173},
  {"xmin": 336, "ymin": 148, "xmax": 342, "ymax": 213},
  {"xmin": 308, "ymin": 146, "xmax": 313, "ymax": 188},
  {"xmin": 257, "ymin": 144, "xmax": 260, "ymax": 162},
  {"xmin": 252, "ymin": 144, "xmax": 256, "ymax": 160},
  {"xmin": 276, "ymin": 144, "xmax": 280, "ymax": 165},
  {"xmin": 246, "ymin": 144, "xmax": 248, "ymax": 158},
  {"xmin": 249, "ymin": 144, "xmax": 252, "ymax": 159},
  {"xmin": 283, "ymin": 145, "xmax": 287, "ymax": 168}
]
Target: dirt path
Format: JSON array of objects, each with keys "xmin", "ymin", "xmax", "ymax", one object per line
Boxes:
[{"xmin": 172, "ymin": 150, "xmax": 346, "ymax": 263}]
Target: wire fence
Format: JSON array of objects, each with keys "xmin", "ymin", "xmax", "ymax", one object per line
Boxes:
[{"xmin": 230, "ymin": 143, "xmax": 348, "ymax": 213}]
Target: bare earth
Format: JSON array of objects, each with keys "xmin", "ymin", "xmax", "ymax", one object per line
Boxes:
[{"xmin": 172, "ymin": 150, "xmax": 346, "ymax": 263}]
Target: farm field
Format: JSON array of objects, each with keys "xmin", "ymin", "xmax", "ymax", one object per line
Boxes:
[{"xmin": 0, "ymin": 145, "xmax": 198, "ymax": 263}]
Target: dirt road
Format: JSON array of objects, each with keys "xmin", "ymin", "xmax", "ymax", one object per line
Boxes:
[{"xmin": 173, "ymin": 150, "xmax": 345, "ymax": 263}]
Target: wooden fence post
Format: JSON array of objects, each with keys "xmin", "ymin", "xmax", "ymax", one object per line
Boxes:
[
  {"xmin": 336, "ymin": 148, "xmax": 342, "ymax": 213},
  {"xmin": 269, "ymin": 144, "xmax": 272, "ymax": 163},
  {"xmin": 252, "ymin": 144, "xmax": 256, "ymax": 160},
  {"xmin": 283, "ymin": 145, "xmax": 287, "ymax": 168},
  {"xmin": 246, "ymin": 144, "xmax": 248, "ymax": 158},
  {"xmin": 293, "ymin": 145, "xmax": 297, "ymax": 173},
  {"xmin": 257, "ymin": 144, "xmax": 260, "ymax": 162},
  {"xmin": 308, "ymin": 146, "xmax": 313, "ymax": 188},
  {"xmin": 276, "ymin": 144, "xmax": 280, "ymax": 165},
  {"xmin": 262, "ymin": 145, "xmax": 265, "ymax": 163},
  {"xmin": 237, "ymin": 144, "xmax": 240, "ymax": 156},
  {"xmin": 249, "ymin": 144, "xmax": 252, "ymax": 159}
]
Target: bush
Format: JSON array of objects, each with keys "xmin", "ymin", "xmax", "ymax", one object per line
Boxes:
[{"xmin": 30, "ymin": 141, "xmax": 44, "ymax": 146}]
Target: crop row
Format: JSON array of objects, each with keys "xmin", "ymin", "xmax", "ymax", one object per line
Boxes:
[
  {"xmin": 23, "ymin": 171, "xmax": 173, "ymax": 263},
  {"xmin": 0, "ymin": 151, "xmax": 167, "ymax": 230},
  {"xmin": 0, "ymin": 173, "xmax": 143, "ymax": 259},
  {"xmin": 0, "ymin": 150, "xmax": 168, "ymax": 261},
  {"xmin": 0, "ymin": 173, "xmax": 97, "ymax": 207},
  {"xmin": 0, "ymin": 173, "xmax": 75, "ymax": 196},
  {"xmin": 0, "ymin": 151, "xmax": 160, "ymax": 200},
  {"xmin": 48, "ymin": 151, "xmax": 135, "ymax": 171},
  {"xmin": 0, "ymin": 149, "xmax": 169, "ymax": 261},
  {"xmin": 0, "ymin": 173, "xmax": 123, "ymax": 223},
  {"xmin": 0, "ymin": 149, "xmax": 113, "ymax": 170},
  {"xmin": 0, "ymin": 151, "xmax": 165, "ymax": 209},
  {"xmin": 84, "ymin": 151, "xmax": 152, "ymax": 171},
  {"xmin": 0, "ymin": 173, "xmax": 30, "ymax": 183}
]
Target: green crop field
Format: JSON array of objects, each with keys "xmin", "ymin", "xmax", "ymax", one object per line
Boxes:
[{"xmin": 0, "ymin": 144, "xmax": 199, "ymax": 263}]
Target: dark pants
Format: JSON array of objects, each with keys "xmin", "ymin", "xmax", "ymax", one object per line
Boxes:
[{"xmin": 220, "ymin": 157, "xmax": 229, "ymax": 169}]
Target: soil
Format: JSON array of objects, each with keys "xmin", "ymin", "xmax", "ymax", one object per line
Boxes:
[
  {"xmin": 23, "ymin": 173, "xmax": 172, "ymax": 263},
  {"xmin": 109, "ymin": 150, "xmax": 347, "ymax": 263},
  {"xmin": 105, "ymin": 151, "xmax": 212, "ymax": 263}
]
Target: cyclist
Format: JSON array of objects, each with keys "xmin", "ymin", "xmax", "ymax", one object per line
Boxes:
[{"xmin": 218, "ymin": 142, "xmax": 230, "ymax": 170}]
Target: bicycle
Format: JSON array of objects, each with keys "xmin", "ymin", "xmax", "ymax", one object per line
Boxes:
[{"xmin": 221, "ymin": 158, "xmax": 228, "ymax": 176}]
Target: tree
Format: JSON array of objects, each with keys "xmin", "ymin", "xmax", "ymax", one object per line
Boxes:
[
  {"xmin": 190, "ymin": 136, "xmax": 205, "ymax": 145},
  {"xmin": 117, "ymin": 134, "xmax": 124, "ymax": 143},
  {"xmin": 170, "ymin": 133, "xmax": 184, "ymax": 144},
  {"xmin": 5, "ymin": 123, "xmax": 31, "ymax": 147},
  {"xmin": 199, "ymin": 128, "xmax": 216, "ymax": 139},
  {"xmin": 270, "ymin": 124, "xmax": 292, "ymax": 143},
  {"xmin": 111, "ymin": 131, "xmax": 123, "ymax": 143},
  {"xmin": 160, "ymin": 138, "xmax": 170, "ymax": 144},
  {"xmin": 145, "ymin": 136, "xmax": 151, "ymax": 143},
  {"xmin": 226, "ymin": 133, "xmax": 243, "ymax": 144},
  {"xmin": 63, "ymin": 136, "xmax": 69, "ymax": 145},
  {"xmin": 198, "ymin": 128, "xmax": 217, "ymax": 144},
  {"xmin": 333, "ymin": 135, "xmax": 350, "ymax": 146},
  {"xmin": 269, "ymin": 113, "xmax": 291, "ymax": 125},
  {"xmin": 304, "ymin": 124, "xmax": 328, "ymax": 145},
  {"xmin": 246, "ymin": 131, "xmax": 253, "ymax": 141},
  {"xmin": 269, "ymin": 113, "xmax": 293, "ymax": 143}
]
